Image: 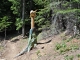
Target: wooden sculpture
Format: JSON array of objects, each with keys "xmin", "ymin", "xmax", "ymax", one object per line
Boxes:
[{"xmin": 15, "ymin": 10, "xmax": 37, "ymax": 58}]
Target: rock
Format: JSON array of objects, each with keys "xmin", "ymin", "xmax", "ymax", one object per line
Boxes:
[
  {"xmin": 41, "ymin": 47, "xmax": 44, "ymax": 49},
  {"xmin": 0, "ymin": 43, "xmax": 1, "ymax": 46}
]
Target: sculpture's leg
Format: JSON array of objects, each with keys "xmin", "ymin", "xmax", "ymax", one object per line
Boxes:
[
  {"xmin": 27, "ymin": 27, "xmax": 37, "ymax": 52},
  {"xmin": 31, "ymin": 28, "xmax": 37, "ymax": 48},
  {"xmin": 14, "ymin": 28, "xmax": 37, "ymax": 58}
]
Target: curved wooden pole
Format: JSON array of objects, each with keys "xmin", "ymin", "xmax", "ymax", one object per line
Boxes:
[
  {"xmin": 31, "ymin": 17, "xmax": 34, "ymax": 29},
  {"xmin": 30, "ymin": 10, "xmax": 36, "ymax": 29}
]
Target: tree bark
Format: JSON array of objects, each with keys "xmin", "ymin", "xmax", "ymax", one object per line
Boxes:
[
  {"xmin": 22, "ymin": 0, "xmax": 25, "ymax": 37},
  {"xmin": 5, "ymin": 27, "xmax": 6, "ymax": 40}
]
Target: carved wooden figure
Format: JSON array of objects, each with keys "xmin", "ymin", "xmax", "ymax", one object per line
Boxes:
[
  {"xmin": 30, "ymin": 10, "xmax": 36, "ymax": 29},
  {"xmin": 14, "ymin": 10, "xmax": 37, "ymax": 58}
]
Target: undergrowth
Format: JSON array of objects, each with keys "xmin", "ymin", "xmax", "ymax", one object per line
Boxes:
[
  {"xmin": 64, "ymin": 55, "xmax": 74, "ymax": 60},
  {"xmin": 55, "ymin": 36, "xmax": 79, "ymax": 54}
]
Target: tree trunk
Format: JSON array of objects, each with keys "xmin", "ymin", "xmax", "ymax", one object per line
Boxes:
[
  {"xmin": 22, "ymin": 0, "xmax": 25, "ymax": 37},
  {"xmin": 30, "ymin": 0, "xmax": 33, "ymax": 10},
  {"xmin": 5, "ymin": 28, "xmax": 6, "ymax": 40}
]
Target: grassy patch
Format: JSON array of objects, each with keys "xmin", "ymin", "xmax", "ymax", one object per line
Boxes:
[
  {"xmin": 71, "ymin": 44, "xmax": 79, "ymax": 50},
  {"xmin": 55, "ymin": 39, "xmax": 79, "ymax": 54},
  {"xmin": 36, "ymin": 50, "xmax": 42, "ymax": 59},
  {"xmin": 55, "ymin": 35, "xmax": 80, "ymax": 54},
  {"xmin": 64, "ymin": 37, "xmax": 73, "ymax": 42},
  {"xmin": 55, "ymin": 42, "xmax": 71, "ymax": 54},
  {"xmin": 55, "ymin": 42, "xmax": 66, "ymax": 50},
  {"xmin": 36, "ymin": 50, "xmax": 40, "ymax": 56},
  {"xmin": 77, "ymin": 54, "xmax": 80, "ymax": 58},
  {"xmin": 77, "ymin": 54, "xmax": 80, "ymax": 60},
  {"xmin": 64, "ymin": 55, "xmax": 74, "ymax": 60}
]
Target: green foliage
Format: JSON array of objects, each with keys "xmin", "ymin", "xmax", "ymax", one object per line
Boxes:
[
  {"xmin": 8, "ymin": 0, "xmax": 21, "ymax": 15},
  {"xmin": 8, "ymin": 0, "xmax": 22, "ymax": 31},
  {"xmin": 33, "ymin": 0, "xmax": 51, "ymax": 30},
  {"xmin": 72, "ymin": 0, "xmax": 80, "ymax": 3},
  {"xmin": 55, "ymin": 42, "xmax": 71, "ymax": 54},
  {"xmin": 57, "ymin": 9, "xmax": 80, "ymax": 14},
  {"xmin": 63, "ymin": 36, "xmax": 73, "ymax": 42},
  {"xmin": 33, "ymin": 0, "xmax": 51, "ymax": 7},
  {"xmin": 77, "ymin": 54, "xmax": 80, "ymax": 58},
  {"xmin": 64, "ymin": 55, "xmax": 74, "ymax": 60},
  {"xmin": 71, "ymin": 44, "xmax": 79, "ymax": 50},
  {"xmin": 0, "ymin": 16, "xmax": 12, "ymax": 31},
  {"xmin": 36, "ymin": 50, "xmax": 40, "ymax": 56},
  {"xmin": 15, "ymin": 18, "xmax": 22, "ymax": 30},
  {"xmin": 55, "ymin": 39, "xmax": 79, "ymax": 54},
  {"xmin": 55, "ymin": 42, "xmax": 66, "ymax": 50},
  {"xmin": 36, "ymin": 50, "xmax": 42, "ymax": 59},
  {"xmin": 0, "ymin": 0, "xmax": 80, "ymax": 35},
  {"xmin": 35, "ymin": 7, "xmax": 51, "ymax": 30}
]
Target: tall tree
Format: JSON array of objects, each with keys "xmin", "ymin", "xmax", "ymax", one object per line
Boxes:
[
  {"xmin": 0, "ymin": 16, "xmax": 11, "ymax": 39},
  {"xmin": 8, "ymin": 0, "xmax": 25, "ymax": 36},
  {"xmin": 22, "ymin": 0, "xmax": 25, "ymax": 37},
  {"xmin": 0, "ymin": 0, "xmax": 13, "ymax": 38}
]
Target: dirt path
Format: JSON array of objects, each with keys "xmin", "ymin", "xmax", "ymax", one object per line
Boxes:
[
  {"xmin": 6, "ymin": 41, "xmax": 18, "ymax": 60},
  {"xmin": 1, "ymin": 34, "xmax": 80, "ymax": 60},
  {"xmin": 1, "ymin": 41, "xmax": 18, "ymax": 60},
  {"xmin": 0, "ymin": 35, "xmax": 62, "ymax": 60},
  {"xmin": 0, "ymin": 35, "xmax": 28, "ymax": 60}
]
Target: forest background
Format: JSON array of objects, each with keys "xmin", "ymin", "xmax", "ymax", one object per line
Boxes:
[{"xmin": 0, "ymin": 0, "xmax": 80, "ymax": 39}]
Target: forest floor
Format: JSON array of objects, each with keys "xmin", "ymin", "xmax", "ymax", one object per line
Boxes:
[{"xmin": 0, "ymin": 33, "xmax": 80, "ymax": 60}]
